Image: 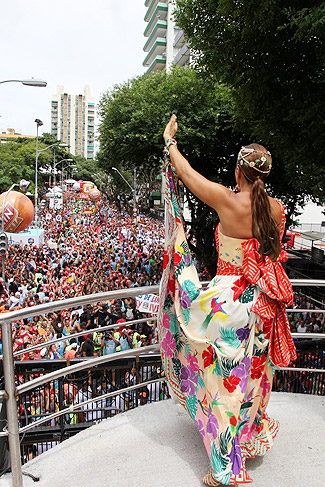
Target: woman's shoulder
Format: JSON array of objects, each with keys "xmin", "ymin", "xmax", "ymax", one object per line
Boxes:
[{"xmin": 268, "ymin": 196, "xmax": 284, "ymax": 226}]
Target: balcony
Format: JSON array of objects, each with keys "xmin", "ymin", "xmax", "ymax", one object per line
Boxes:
[
  {"xmin": 173, "ymin": 43, "xmax": 191, "ymax": 67},
  {"xmin": 174, "ymin": 29, "xmax": 186, "ymax": 48},
  {"xmin": 143, "ymin": 37, "xmax": 167, "ymax": 67},
  {"xmin": 146, "ymin": 54, "xmax": 166, "ymax": 74},
  {"xmin": 144, "ymin": 1, "xmax": 168, "ymax": 23},
  {"xmin": 144, "ymin": 20, "xmax": 168, "ymax": 53},
  {"xmin": 1, "ymin": 393, "xmax": 323, "ymax": 487},
  {"xmin": 144, "ymin": 10, "xmax": 168, "ymax": 38}
]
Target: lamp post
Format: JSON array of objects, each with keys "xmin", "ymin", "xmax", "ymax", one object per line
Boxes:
[
  {"xmin": 112, "ymin": 167, "xmax": 137, "ymax": 219},
  {"xmin": 35, "ymin": 119, "xmax": 43, "ymax": 226},
  {"xmin": 53, "ymin": 158, "xmax": 73, "ymax": 189},
  {"xmin": 0, "ymin": 180, "xmax": 30, "ymax": 282},
  {"xmin": 0, "ymin": 78, "xmax": 47, "ymax": 87},
  {"xmin": 34, "ymin": 120, "xmax": 68, "ymax": 225}
]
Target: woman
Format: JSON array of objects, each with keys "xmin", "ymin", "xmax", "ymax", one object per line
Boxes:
[{"xmin": 158, "ymin": 115, "xmax": 296, "ymax": 486}]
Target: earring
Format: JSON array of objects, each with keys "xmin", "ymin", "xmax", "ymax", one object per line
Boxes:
[{"xmin": 235, "ymin": 184, "xmax": 240, "ymax": 192}]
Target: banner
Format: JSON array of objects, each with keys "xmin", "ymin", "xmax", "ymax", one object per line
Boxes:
[{"xmin": 136, "ymin": 294, "xmax": 159, "ymax": 314}]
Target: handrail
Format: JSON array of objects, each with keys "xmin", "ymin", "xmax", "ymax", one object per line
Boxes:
[
  {"xmin": 0, "ymin": 285, "xmax": 160, "ymax": 325},
  {"xmin": 290, "ymin": 279, "xmax": 325, "ymax": 287},
  {"xmin": 16, "ymin": 345, "xmax": 159, "ymax": 395},
  {"xmin": 1, "ymin": 278, "xmax": 324, "ymax": 487},
  {"xmin": 0, "ymin": 278, "xmax": 324, "ymax": 326},
  {"xmin": 286, "ymin": 309, "xmax": 325, "ymax": 313},
  {"xmin": 12, "ymin": 334, "xmax": 325, "ymax": 395},
  {"xmin": 17, "ymin": 377, "xmax": 166, "ymax": 436},
  {"xmin": 4, "ymin": 317, "xmax": 157, "ymax": 359}
]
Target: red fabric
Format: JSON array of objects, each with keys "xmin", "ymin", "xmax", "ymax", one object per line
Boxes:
[
  {"xmin": 215, "ymin": 201, "xmax": 296, "ymax": 367},
  {"xmin": 241, "ymin": 238, "xmax": 296, "ymax": 367}
]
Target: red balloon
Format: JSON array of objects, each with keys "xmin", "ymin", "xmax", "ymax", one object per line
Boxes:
[
  {"xmin": 88, "ymin": 189, "xmax": 101, "ymax": 201},
  {"xmin": 0, "ymin": 191, "xmax": 35, "ymax": 233}
]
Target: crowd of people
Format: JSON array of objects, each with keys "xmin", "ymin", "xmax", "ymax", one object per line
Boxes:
[
  {"xmin": 0, "ymin": 192, "xmax": 323, "ymax": 462},
  {"xmin": 0, "ymin": 196, "xmax": 324, "ymax": 363},
  {"xmin": 288, "ymin": 292, "xmax": 325, "ymax": 337},
  {"xmin": 0, "ymin": 196, "xmax": 164, "ymax": 361}
]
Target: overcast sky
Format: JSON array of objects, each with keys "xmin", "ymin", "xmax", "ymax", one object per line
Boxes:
[{"xmin": 0, "ymin": 0, "xmax": 146, "ymax": 136}]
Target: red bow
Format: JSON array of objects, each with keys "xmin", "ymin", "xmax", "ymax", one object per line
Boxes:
[{"xmin": 241, "ymin": 239, "xmax": 296, "ymax": 367}]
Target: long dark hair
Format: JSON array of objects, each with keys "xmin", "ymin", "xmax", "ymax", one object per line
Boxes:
[{"xmin": 237, "ymin": 143, "xmax": 281, "ymax": 261}]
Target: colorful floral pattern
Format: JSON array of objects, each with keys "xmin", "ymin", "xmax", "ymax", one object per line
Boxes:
[{"xmin": 158, "ymin": 149, "xmax": 290, "ymax": 484}]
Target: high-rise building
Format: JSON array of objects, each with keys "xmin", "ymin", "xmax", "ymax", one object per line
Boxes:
[
  {"xmin": 143, "ymin": 0, "xmax": 190, "ymax": 74},
  {"xmin": 51, "ymin": 85, "xmax": 95, "ymax": 160}
]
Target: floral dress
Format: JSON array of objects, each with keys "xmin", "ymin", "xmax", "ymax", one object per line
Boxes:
[{"xmin": 158, "ymin": 151, "xmax": 296, "ymax": 485}]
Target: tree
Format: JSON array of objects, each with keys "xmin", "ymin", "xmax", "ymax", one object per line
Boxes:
[
  {"xmin": 175, "ymin": 0, "xmax": 325, "ymax": 220},
  {"xmin": 0, "ymin": 135, "xmax": 99, "ymax": 199},
  {"xmin": 98, "ymin": 67, "xmax": 246, "ymax": 274},
  {"xmin": 0, "ymin": 138, "xmax": 52, "ymax": 194}
]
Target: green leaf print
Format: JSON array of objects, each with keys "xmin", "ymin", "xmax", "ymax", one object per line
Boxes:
[
  {"xmin": 220, "ymin": 357, "xmax": 240, "ymax": 379},
  {"xmin": 211, "ymin": 441, "xmax": 231, "ymax": 485},
  {"xmin": 212, "ymin": 359, "xmax": 222, "ymax": 377},
  {"xmin": 183, "ymin": 307, "xmax": 190, "ymax": 326},
  {"xmin": 183, "ymin": 279, "xmax": 200, "ymax": 302},
  {"xmin": 197, "ymin": 375, "xmax": 205, "ymax": 389},
  {"xmin": 219, "ymin": 427, "xmax": 233, "ymax": 457},
  {"xmin": 220, "ymin": 327, "xmax": 241, "ymax": 349},
  {"xmin": 238, "ymin": 284, "xmax": 254, "ymax": 303},
  {"xmin": 240, "ymin": 401, "xmax": 253, "ymax": 411},
  {"xmin": 172, "ymin": 358, "xmax": 182, "ymax": 381},
  {"xmin": 163, "ymin": 294, "xmax": 173, "ymax": 310},
  {"xmin": 175, "ymin": 258, "xmax": 186, "ymax": 279},
  {"xmin": 184, "ymin": 336, "xmax": 193, "ymax": 357},
  {"xmin": 186, "ymin": 395, "xmax": 198, "ymax": 420},
  {"xmin": 239, "ymin": 285, "xmax": 254, "ymax": 303},
  {"xmin": 169, "ymin": 314, "xmax": 179, "ymax": 334},
  {"xmin": 174, "ymin": 332, "xmax": 184, "ymax": 353}
]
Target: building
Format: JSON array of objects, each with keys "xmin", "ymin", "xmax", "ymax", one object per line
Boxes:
[
  {"xmin": 0, "ymin": 128, "xmax": 35, "ymax": 143},
  {"xmin": 51, "ymin": 85, "xmax": 95, "ymax": 160},
  {"xmin": 143, "ymin": 0, "xmax": 190, "ymax": 74}
]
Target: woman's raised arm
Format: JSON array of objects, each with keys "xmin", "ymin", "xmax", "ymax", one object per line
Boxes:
[{"xmin": 163, "ymin": 115, "xmax": 232, "ymax": 212}]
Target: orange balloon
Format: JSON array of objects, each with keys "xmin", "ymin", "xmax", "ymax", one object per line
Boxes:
[
  {"xmin": 89, "ymin": 189, "xmax": 101, "ymax": 201},
  {"xmin": 0, "ymin": 191, "xmax": 34, "ymax": 233}
]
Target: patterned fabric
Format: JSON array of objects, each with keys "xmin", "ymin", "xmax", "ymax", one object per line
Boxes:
[{"xmin": 158, "ymin": 149, "xmax": 295, "ymax": 484}]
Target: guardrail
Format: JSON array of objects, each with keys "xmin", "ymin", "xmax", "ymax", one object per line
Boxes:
[{"xmin": 0, "ymin": 279, "xmax": 324, "ymax": 486}]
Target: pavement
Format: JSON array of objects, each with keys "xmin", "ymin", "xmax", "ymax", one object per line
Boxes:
[{"xmin": 0, "ymin": 392, "xmax": 324, "ymax": 487}]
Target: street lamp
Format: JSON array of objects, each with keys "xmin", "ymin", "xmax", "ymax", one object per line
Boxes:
[
  {"xmin": 34, "ymin": 118, "xmax": 68, "ymax": 224},
  {"xmin": 53, "ymin": 158, "xmax": 73, "ymax": 189},
  {"xmin": 0, "ymin": 179, "xmax": 31, "ymax": 281},
  {"xmin": 112, "ymin": 167, "xmax": 137, "ymax": 218},
  {"xmin": 0, "ymin": 78, "xmax": 47, "ymax": 87}
]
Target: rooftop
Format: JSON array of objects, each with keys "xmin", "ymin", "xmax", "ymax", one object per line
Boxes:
[{"xmin": 0, "ymin": 392, "xmax": 323, "ymax": 487}]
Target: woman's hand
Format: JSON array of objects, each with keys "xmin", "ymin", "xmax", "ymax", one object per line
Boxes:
[{"xmin": 163, "ymin": 114, "xmax": 178, "ymax": 141}]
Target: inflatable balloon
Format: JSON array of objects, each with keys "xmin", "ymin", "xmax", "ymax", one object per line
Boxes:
[
  {"xmin": 88, "ymin": 189, "xmax": 101, "ymax": 201},
  {"xmin": 72, "ymin": 182, "xmax": 81, "ymax": 192},
  {"xmin": 0, "ymin": 191, "xmax": 34, "ymax": 233},
  {"xmin": 82, "ymin": 183, "xmax": 94, "ymax": 194}
]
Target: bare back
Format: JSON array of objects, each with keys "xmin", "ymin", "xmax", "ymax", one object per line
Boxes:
[{"xmin": 217, "ymin": 191, "xmax": 282, "ymax": 239}]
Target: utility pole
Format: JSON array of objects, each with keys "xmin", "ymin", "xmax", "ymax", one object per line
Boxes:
[{"xmin": 133, "ymin": 168, "xmax": 137, "ymax": 221}]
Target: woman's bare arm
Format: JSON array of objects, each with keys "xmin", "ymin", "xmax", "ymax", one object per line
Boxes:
[
  {"xmin": 168, "ymin": 144, "xmax": 232, "ymax": 211},
  {"xmin": 164, "ymin": 114, "xmax": 232, "ymax": 212}
]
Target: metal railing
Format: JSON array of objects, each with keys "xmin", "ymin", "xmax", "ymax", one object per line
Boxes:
[{"xmin": 0, "ymin": 279, "xmax": 324, "ymax": 486}]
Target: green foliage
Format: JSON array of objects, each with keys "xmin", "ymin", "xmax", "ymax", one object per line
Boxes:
[
  {"xmin": 0, "ymin": 138, "xmax": 51, "ymax": 194},
  {"xmin": 98, "ymin": 67, "xmax": 245, "ymax": 274},
  {"xmin": 0, "ymin": 135, "xmax": 103, "ymax": 196},
  {"xmin": 175, "ymin": 0, "xmax": 325, "ymax": 216}
]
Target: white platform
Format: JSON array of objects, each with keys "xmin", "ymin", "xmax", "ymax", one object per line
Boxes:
[{"xmin": 0, "ymin": 392, "xmax": 324, "ymax": 487}]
